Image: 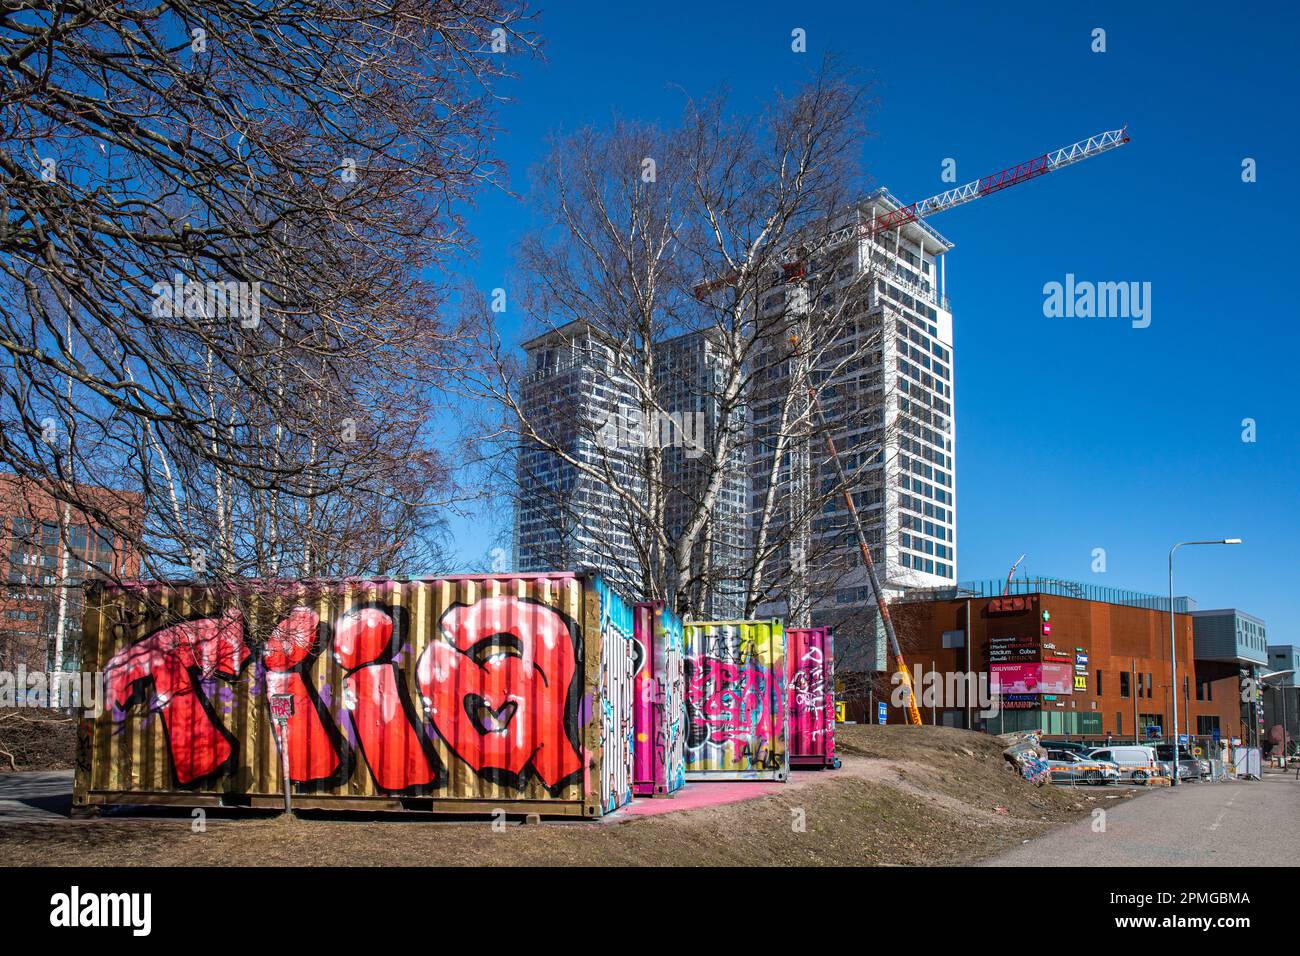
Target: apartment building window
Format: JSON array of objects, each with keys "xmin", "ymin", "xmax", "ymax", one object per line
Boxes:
[
  {"xmin": 1120, "ymin": 672, "xmax": 1130, "ymax": 698},
  {"xmin": 1095, "ymin": 670, "xmax": 1102, "ymax": 695}
]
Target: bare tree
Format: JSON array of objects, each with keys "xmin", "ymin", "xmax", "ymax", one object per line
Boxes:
[
  {"xmin": 0, "ymin": 0, "xmax": 534, "ymax": 586},
  {"xmin": 460, "ymin": 59, "xmax": 908, "ymax": 628}
]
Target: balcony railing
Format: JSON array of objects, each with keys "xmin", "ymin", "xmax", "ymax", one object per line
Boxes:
[{"xmin": 894, "ymin": 576, "xmax": 1195, "ymax": 613}]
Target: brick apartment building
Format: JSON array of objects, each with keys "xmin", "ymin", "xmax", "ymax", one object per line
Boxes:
[
  {"xmin": 876, "ymin": 579, "xmax": 1245, "ymax": 744},
  {"xmin": 0, "ymin": 474, "xmax": 141, "ymax": 680}
]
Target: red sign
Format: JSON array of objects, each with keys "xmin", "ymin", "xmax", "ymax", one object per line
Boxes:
[
  {"xmin": 1039, "ymin": 662, "xmax": 1075, "ymax": 695},
  {"xmin": 991, "ymin": 662, "xmax": 1075, "ymax": 696},
  {"xmin": 988, "ymin": 596, "xmax": 1034, "ymax": 614},
  {"xmin": 990, "ymin": 663, "xmax": 1041, "ymax": 694}
]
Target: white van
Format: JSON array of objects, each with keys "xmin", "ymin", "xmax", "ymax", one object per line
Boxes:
[{"xmin": 1087, "ymin": 745, "xmax": 1158, "ymax": 783}]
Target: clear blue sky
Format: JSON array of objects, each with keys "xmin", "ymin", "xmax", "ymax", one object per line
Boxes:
[{"xmin": 446, "ymin": 0, "xmax": 1299, "ymax": 646}]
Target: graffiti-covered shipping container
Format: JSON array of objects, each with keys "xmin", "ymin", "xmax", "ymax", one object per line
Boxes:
[
  {"xmin": 73, "ymin": 573, "xmax": 639, "ymax": 817},
  {"xmin": 683, "ymin": 618, "xmax": 788, "ymax": 781},
  {"xmin": 786, "ymin": 626, "xmax": 838, "ymax": 769},
  {"xmin": 631, "ymin": 602, "xmax": 686, "ymax": 796}
]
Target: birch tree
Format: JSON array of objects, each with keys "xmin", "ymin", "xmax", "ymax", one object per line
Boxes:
[{"xmin": 462, "ymin": 59, "xmax": 907, "ymax": 625}]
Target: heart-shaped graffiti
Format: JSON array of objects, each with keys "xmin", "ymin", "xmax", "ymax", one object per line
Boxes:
[
  {"xmin": 465, "ymin": 694, "xmax": 518, "ymax": 734},
  {"xmin": 417, "ymin": 596, "xmax": 581, "ymax": 790}
]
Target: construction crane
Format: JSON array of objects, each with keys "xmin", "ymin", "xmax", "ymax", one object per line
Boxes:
[
  {"xmin": 860, "ymin": 126, "xmax": 1127, "ymax": 240},
  {"xmin": 1003, "ymin": 554, "xmax": 1027, "ymax": 596},
  {"xmin": 741, "ymin": 127, "xmax": 1130, "ymax": 726},
  {"xmin": 696, "ymin": 127, "xmax": 1129, "ymax": 297},
  {"xmin": 779, "ymin": 126, "xmax": 1129, "ymax": 281}
]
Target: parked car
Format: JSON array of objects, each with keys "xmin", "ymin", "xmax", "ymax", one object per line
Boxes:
[
  {"xmin": 1154, "ymin": 744, "xmax": 1201, "ymax": 781},
  {"xmin": 1045, "ymin": 748, "xmax": 1121, "ymax": 785},
  {"xmin": 1086, "ymin": 745, "xmax": 1158, "ymax": 783},
  {"xmin": 1041, "ymin": 739, "xmax": 1099, "ymax": 756}
]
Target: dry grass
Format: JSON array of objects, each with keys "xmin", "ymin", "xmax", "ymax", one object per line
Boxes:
[{"xmin": 0, "ymin": 724, "xmax": 1113, "ymax": 866}]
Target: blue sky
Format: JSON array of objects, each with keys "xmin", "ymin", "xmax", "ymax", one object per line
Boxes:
[{"xmin": 446, "ymin": 1, "xmax": 1299, "ymax": 645}]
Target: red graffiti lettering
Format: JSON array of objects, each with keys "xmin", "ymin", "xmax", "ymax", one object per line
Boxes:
[
  {"xmin": 104, "ymin": 610, "xmax": 250, "ymax": 785},
  {"xmin": 417, "ymin": 596, "xmax": 581, "ymax": 790},
  {"xmin": 263, "ymin": 607, "xmax": 340, "ymax": 783},
  {"xmin": 334, "ymin": 607, "xmax": 437, "ymax": 790}
]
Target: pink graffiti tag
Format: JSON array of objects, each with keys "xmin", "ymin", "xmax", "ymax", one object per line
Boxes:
[
  {"xmin": 686, "ymin": 658, "xmax": 771, "ymax": 760},
  {"xmin": 417, "ymin": 596, "xmax": 582, "ymax": 790},
  {"xmin": 104, "ymin": 610, "xmax": 250, "ymax": 785}
]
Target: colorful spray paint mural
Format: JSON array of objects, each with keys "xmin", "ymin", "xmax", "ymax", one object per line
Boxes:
[
  {"xmin": 786, "ymin": 626, "xmax": 837, "ymax": 769},
  {"xmin": 631, "ymin": 602, "xmax": 685, "ymax": 796},
  {"xmin": 596, "ymin": 578, "xmax": 637, "ymax": 812},
  {"xmin": 682, "ymin": 619, "xmax": 788, "ymax": 781},
  {"xmin": 76, "ymin": 574, "xmax": 635, "ymax": 817}
]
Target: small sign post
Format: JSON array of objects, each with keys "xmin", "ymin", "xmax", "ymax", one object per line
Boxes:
[
  {"xmin": 270, "ymin": 694, "xmax": 295, "ymax": 815},
  {"xmin": 877, "ymin": 701, "xmax": 888, "ymax": 725}
]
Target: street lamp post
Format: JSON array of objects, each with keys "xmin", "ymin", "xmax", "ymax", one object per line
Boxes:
[{"xmin": 1168, "ymin": 538, "xmax": 1242, "ymax": 787}]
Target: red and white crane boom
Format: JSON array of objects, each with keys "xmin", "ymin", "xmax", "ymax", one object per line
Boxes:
[
  {"xmin": 695, "ymin": 126, "xmax": 1130, "ymax": 296},
  {"xmin": 864, "ymin": 126, "xmax": 1129, "ymax": 239}
]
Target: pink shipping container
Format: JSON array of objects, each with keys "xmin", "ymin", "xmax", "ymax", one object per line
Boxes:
[
  {"xmin": 786, "ymin": 626, "xmax": 839, "ymax": 769},
  {"xmin": 631, "ymin": 602, "xmax": 686, "ymax": 796}
]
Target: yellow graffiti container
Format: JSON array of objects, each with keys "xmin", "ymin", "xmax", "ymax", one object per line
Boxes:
[{"xmin": 682, "ymin": 619, "xmax": 788, "ymax": 781}]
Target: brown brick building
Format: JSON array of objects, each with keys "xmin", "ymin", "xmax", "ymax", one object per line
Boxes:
[
  {"xmin": 879, "ymin": 581, "xmax": 1245, "ymax": 745},
  {"xmin": 1, "ymin": 474, "xmax": 141, "ymax": 679}
]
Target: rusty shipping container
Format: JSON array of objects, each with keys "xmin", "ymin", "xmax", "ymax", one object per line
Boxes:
[
  {"xmin": 631, "ymin": 601, "xmax": 686, "ymax": 796},
  {"xmin": 683, "ymin": 618, "xmax": 788, "ymax": 781},
  {"xmin": 73, "ymin": 572, "xmax": 640, "ymax": 817},
  {"xmin": 786, "ymin": 626, "xmax": 839, "ymax": 769}
]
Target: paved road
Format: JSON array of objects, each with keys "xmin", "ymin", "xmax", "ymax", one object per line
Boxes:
[
  {"xmin": 984, "ymin": 771, "xmax": 1300, "ymax": 866},
  {"xmin": 0, "ymin": 770, "xmax": 72, "ymax": 822}
]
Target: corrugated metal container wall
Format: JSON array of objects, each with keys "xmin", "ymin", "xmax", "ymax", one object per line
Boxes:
[
  {"xmin": 73, "ymin": 573, "xmax": 636, "ymax": 817},
  {"xmin": 631, "ymin": 601, "xmax": 686, "ymax": 796},
  {"xmin": 682, "ymin": 619, "xmax": 788, "ymax": 781},
  {"xmin": 786, "ymin": 626, "xmax": 838, "ymax": 768}
]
